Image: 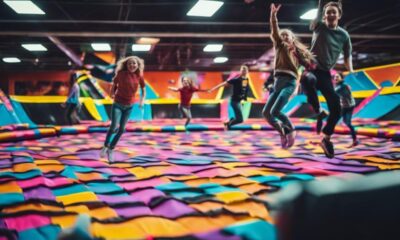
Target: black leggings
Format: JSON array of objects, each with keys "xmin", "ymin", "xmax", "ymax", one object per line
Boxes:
[{"xmin": 301, "ymin": 69, "xmax": 341, "ymax": 135}]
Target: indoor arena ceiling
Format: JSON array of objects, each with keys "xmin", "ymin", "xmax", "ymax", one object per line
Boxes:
[{"xmin": 0, "ymin": 0, "xmax": 400, "ymax": 72}]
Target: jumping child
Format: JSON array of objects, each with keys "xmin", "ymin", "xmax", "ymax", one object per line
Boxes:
[
  {"xmin": 208, "ymin": 65, "xmax": 250, "ymax": 129},
  {"xmin": 263, "ymin": 3, "xmax": 315, "ymax": 149},
  {"xmin": 334, "ymin": 72, "xmax": 359, "ymax": 147},
  {"xmin": 168, "ymin": 76, "xmax": 208, "ymax": 126},
  {"xmin": 61, "ymin": 73, "xmax": 81, "ymax": 125},
  {"xmin": 301, "ymin": 0, "xmax": 354, "ymax": 157},
  {"xmin": 100, "ymin": 56, "xmax": 146, "ymax": 162}
]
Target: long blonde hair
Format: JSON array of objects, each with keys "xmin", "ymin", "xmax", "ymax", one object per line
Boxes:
[
  {"xmin": 280, "ymin": 29, "xmax": 315, "ymax": 66},
  {"xmin": 181, "ymin": 76, "xmax": 195, "ymax": 88},
  {"xmin": 115, "ymin": 56, "xmax": 144, "ymax": 76}
]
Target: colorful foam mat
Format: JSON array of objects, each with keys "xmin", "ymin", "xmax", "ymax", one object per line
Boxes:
[
  {"xmin": 0, "ymin": 128, "xmax": 399, "ymax": 239},
  {"xmin": 1, "ymin": 119, "xmax": 399, "ymax": 143}
]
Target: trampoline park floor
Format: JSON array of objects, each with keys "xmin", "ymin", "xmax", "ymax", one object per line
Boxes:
[{"xmin": 0, "ymin": 119, "xmax": 399, "ymax": 239}]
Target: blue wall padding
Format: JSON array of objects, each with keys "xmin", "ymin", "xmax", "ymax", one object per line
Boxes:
[
  {"xmin": 95, "ymin": 102, "xmax": 109, "ymax": 121},
  {"xmin": 282, "ymin": 95, "xmax": 307, "ymax": 114},
  {"xmin": 145, "ymin": 85, "xmax": 158, "ymax": 99},
  {"xmin": 355, "ymin": 94, "xmax": 400, "ymax": 119},
  {"xmin": 345, "ymin": 72, "xmax": 378, "ymax": 91},
  {"xmin": 10, "ymin": 100, "xmax": 35, "ymax": 126},
  {"xmin": 0, "ymin": 104, "xmax": 19, "ymax": 126},
  {"xmin": 129, "ymin": 103, "xmax": 152, "ymax": 121}
]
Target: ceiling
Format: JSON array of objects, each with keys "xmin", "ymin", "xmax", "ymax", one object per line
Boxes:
[{"xmin": 1, "ymin": 0, "xmax": 400, "ymax": 72}]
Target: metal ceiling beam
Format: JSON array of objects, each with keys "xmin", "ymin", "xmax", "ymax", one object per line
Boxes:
[
  {"xmin": 48, "ymin": 36, "xmax": 83, "ymax": 66},
  {"xmin": 0, "ymin": 20, "xmax": 307, "ymax": 26},
  {"xmin": 2, "ymin": 31, "xmax": 400, "ymax": 40}
]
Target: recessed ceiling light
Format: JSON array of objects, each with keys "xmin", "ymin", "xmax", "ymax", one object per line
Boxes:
[
  {"xmin": 213, "ymin": 57, "xmax": 228, "ymax": 63},
  {"xmin": 3, "ymin": 57, "xmax": 21, "ymax": 63},
  {"xmin": 132, "ymin": 44, "xmax": 151, "ymax": 52},
  {"xmin": 22, "ymin": 44, "xmax": 47, "ymax": 51},
  {"xmin": 136, "ymin": 37, "xmax": 160, "ymax": 45},
  {"xmin": 4, "ymin": 0, "xmax": 45, "ymax": 15},
  {"xmin": 187, "ymin": 0, "xmax": 224, "ymax": 17},
  {"xmin": 91, "ymin": 43, "xmax": 111, "ymax": 51},
  {"xmin": 203, "ymin": 44, "xmax": 223, "ymax": 52},
  {"xmin": 300, "ymin": 8, "xmax": 318, "ymax": 20}
]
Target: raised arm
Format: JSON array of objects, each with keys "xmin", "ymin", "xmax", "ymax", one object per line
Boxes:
[
  {"xmin": 168, "ymin": 87, "xmax": 179, "ymax": 92},
  {"xmin": 310, "ymin": 0, "xmax": 323, "ymax": 31},
  {"xmin": 196, "ymin": 88, "xmax": 209, "ymax": 92},
  {"xmin": 209, "ymin": 81, "xmax": 228, "ymax": 93},
  {"xmin": 269, "ymin": 3, "xmax": 282, "ymax": 44}
]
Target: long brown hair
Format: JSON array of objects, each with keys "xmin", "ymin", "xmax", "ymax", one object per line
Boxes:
[
  {"xmin": 280, "ymin": 29, "xmax": 315, "ymax": 66},
  {"xmin": 115, "ymin": 56, "xmax": 144, "ymax": 76}
]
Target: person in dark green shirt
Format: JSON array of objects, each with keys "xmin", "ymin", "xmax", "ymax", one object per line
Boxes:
[
  {"xmin": 302, "ymin": 0, "xmax": 354, "ymax": 158},
  {"xmin": 334, "ymin": 72, "xmax": 359, "ymax": 147}
]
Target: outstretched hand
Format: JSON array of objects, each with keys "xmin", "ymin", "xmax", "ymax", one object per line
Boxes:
[{"xmin": 270, "ymin": 3, "xmax": 281, "ymax": 15}]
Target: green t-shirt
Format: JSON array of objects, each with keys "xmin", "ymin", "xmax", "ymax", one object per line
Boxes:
[{"xmin": 311, "ymin": 22, "xmax": 352, "ymax": 71}]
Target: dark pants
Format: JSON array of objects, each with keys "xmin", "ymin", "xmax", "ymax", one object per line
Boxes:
[
  {"xmin": 342, "ymin": 106, "xmax": 357, "ymax": 140},
  {"xmin": 229, "ymin": 100, "xmax": 244, "ymax": 127},
  {"xmin": 104, "ymin": 102, "xmax": 133, "ymax": 149},
  {"xmin": 179, "ymin": 104, "xmax": 192, "ymax": 126},
  {"xmin": 65, "ymin": 103, "xmax": 80, "ymax": 125},
  {"xmin": 300, "ymin": 72, "xmax": 319, "ymax": 113},
  {"xmin": 262, "ymin": 73, "xmax": 296, "ymax": 135},
  {"xmin": 301, "ymin": 69, "xmax": 341, "ymax": 136}
]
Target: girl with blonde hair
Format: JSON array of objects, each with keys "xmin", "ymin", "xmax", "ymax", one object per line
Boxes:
[
  {"xmin": 263, "ymin": 3, "xmax": 315, "ymax": 149},
  {"xmin": 101, "ymin": 56, "xmax": 146, "ymax": 162}
]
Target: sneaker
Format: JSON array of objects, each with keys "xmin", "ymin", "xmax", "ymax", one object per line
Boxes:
[
  {"xmin": 316, "ymin": 110, "xmax": 328, "ymax": 134},
  {"xmin": 100, "ymin": 146, "xmax": 108, "ymax": 158},
  {"xmin": 320, "ymin": 138, "xmax": 334, "ymax": 158},
  {"xmin": 280, "ymin": 134, "xmax": 288, "ymax": 149},
  {"xmin": 223, "ymin": 121, "xmax": 230, "ymax": 131},
  {"xmin": 107, "ymin": 149, "xmax": 114, "ymax": 162},
  {"xmin": 286, "ymin": 131, "xmax": 297, "ymax": 148},
  {"xmin": 348, "ymin": 139, "xmax": 360, "ymax": 148}
]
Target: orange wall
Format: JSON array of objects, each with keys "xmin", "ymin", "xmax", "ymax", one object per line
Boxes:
[
  {"xmin": 365, "ymin": 65, "xmax": 400, "ymax": 86},
  {"xmin": 7, "ymin": 71, "xmax": 70, "ymax": 95},
  {"xmin": 144, "ymin": 71, "xmax": 224, "ymax": 100},
  {"xmin": 249, "ymin": 72, "xmax": 271, "ymax": 100},
  {"xmin": 143, "ymin": 71, "xmax": 269, "ymax": 100},
  {"xmin": 5, "ymin": 70, "xmax": 269, "ymax": 99}
]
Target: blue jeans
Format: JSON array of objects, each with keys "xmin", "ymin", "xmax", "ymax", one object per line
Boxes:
[
  {"xmin": 229, "ymin": 100, "xmax": 244, "ymax": 127},
  {"xmin": 179, "ymin": 104, "xmax": 192, "ymax": 119},
  {"xmin": 262, "ymin": 73, "xmax": 296, "ymax": 135},
  {"xmin": 104, "ymin": 102, "xmax": 133, "ymax": 149},
  {"xmin": 342, "ymin": 106, "xmax": 356, "ymax": 140}
]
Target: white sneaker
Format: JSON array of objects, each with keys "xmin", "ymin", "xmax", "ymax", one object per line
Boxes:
[
  {"xmin": 100, "ymin": 146, "xmax": 108, "ymax": 158},
  {"xmin": 280, "ymin": 134, "xmax": 288, "ymax": 149},
  {"xmin": 107, "ymin": 149, "xmax": 114, "ymax": 162},
  {"xmin": 286, "ymin": 131, "xmax": 297, "ymax": 148}
]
